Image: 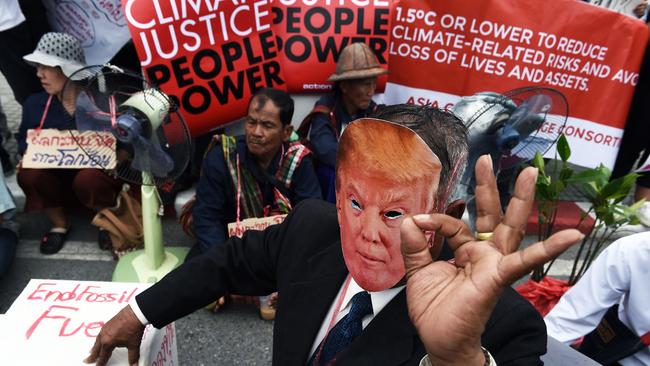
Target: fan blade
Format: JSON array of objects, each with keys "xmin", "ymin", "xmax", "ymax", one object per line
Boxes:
[
  {"xmin": 509, "ymin": 94, "xmax": 552, "ymax": 135},
  {"xmin": 75, "ymin": 91, "xmax": 113, "ymax": 132},
  {"xmin": 131, "ymin": 134, "xmax": 174, "ymax": 177}
]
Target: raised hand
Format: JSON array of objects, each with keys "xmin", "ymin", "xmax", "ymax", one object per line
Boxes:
[
  {"xmin": 84, "ymin": 305, "xmax": 145, "ymax": 366},
  {"xmin": 400, "ymin": 155, "xmax": 583, "ymax": 365}
]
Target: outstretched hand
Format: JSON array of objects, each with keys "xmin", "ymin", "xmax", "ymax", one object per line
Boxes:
[
  {"xmin": 84, "ymin": 305, "xmax": 145, "ymax": 366},
  {"xmin": 400, "ymin": 155, "xmax": 583, "ymax": 365}
]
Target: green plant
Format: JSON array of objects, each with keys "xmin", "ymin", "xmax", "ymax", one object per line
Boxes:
[
  {"xmin": 565, "ymin": 166, "xmax": 643, "ymax": 285},
  {"xmin": 529, "ymin": 134, "xmax": 643, "ymax": 284},
  {"xmin": 530, "ymin": 134, "xmax": 573, "ymax": 281}
]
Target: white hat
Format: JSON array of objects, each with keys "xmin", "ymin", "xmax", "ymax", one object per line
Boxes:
[{"xmin": 23, "ymin": 32, "xmax": 88, "ymax": 80}]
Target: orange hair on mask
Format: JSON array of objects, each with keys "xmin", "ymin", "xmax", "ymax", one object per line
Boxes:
[{"xmin": 336, "ymin": 119, "xmax": 441, "ymax": 212}]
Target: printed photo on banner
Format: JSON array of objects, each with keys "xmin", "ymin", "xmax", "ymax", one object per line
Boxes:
[
  {"xmin": 270, "ymin": 0, "xmax": 391, "ymax": 93},
  {"xmin": 122, "ymin": 0, "xmax": 287, "ymax": 136},
  {"xmin": 43, "ymin": 0, "xmax": 131, "ymax": 64},
  {"xmin": 383, "ymin": 0, "xmax": 648, "ymax": 169}
]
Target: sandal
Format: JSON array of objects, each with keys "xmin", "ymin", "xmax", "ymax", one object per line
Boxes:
[{"xmin": 40, "ymin": 229, "xmax": 68, "ymax": 255}]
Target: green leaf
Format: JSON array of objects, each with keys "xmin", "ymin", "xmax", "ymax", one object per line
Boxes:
[
  {"xmin": 532, "ymin": 152, "xmax": 545, "ymax": 171},
  {"xmin": 567, "ymin": 168, "xmax": 607, "ymax": 184},
  {"xmin": 557, "ymin": 134, "xmax": 571, "ymax": 161},
  {"xmin": 628, "ymin": 199, "xmax": 647, "ymax": 212},
  {"xmin": 601, "ymin": 173, "xmax": 639, "ymax": 202}
]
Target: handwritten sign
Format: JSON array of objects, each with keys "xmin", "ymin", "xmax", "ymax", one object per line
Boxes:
[
  {"xmin": 43, "ymin": 0, "xmax": 131, "ymax": 64},
  {"xmin": 23, "ymin": 129, "xmax": 116, "ymax": 169},
  {"xmin": 0, "ymin": 279, "xmax": 177, "ymax": 366},
  {"xmin": 228, "ymin": 214, "xmax": 287, "ymax": 238}
]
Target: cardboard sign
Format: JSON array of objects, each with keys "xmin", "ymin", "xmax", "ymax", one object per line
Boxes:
[
  {"xmin": 228, "ymin": 214, "xmax": 287, "ymax": 238},
  {"xmin": 384, "ymin": 0, "xmax": 648, "ymax": 169},
  {"xmin": 43, "ymin": 0, "xmax": 131, "ymax": 64},
  {"xmin": 23, "ymin": 129, "xmax": 116, "ymax": 169},
  {"xmin": 0, "ymin": 279, "xmax": 177, "ymax": 366},
  {"xmin": 123, "ymin": 0, "xmax": 286, "ymax": 136},
  {"xmin": 270, "ymin": 0, "xmax": 391, "ymax": 93}
]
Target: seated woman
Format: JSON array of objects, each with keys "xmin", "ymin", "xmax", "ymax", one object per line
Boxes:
[{"xmin": 16, "ymin": 32, "xmax": 123, "ymax": 254}]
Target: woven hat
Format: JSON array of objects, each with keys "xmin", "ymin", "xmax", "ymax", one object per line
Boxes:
[
  {"xmin": 23, "ymin": 32, "xmax": 88, "ymax": 80},
  {"xmin": 328, "ymin": 43, "xmax": 388, "ymax": 82}
]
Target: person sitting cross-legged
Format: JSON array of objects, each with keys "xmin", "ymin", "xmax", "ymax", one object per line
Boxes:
[{"xmin": 182, "ymin": 88, "xmax": 322, "ymax": 317}]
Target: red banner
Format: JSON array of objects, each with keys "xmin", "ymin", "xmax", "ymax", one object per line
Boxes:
[
  {"xmin": 121, "ymin": 0, "xmax": 285, "ymax": 136},
  {"xmin": 385, "ymin": 0, "xmax": 648, "ymax": 168},
  {"xmin": 270, "ymin": 0, "xmax": 391, "ymax": 93}
]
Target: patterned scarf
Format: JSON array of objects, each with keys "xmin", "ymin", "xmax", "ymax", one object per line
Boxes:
[{"xmin": 213, "ymin": 135, "xmax": 310, "ymax": 221}]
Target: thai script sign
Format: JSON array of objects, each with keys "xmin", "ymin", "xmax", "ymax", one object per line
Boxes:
[{"xmin": 23, "ymin": 129, "xmax": 116, "ymax": 169}]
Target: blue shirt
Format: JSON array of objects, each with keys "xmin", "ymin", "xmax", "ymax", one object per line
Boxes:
[
  {"xmin": 192, "ymin": 135, "xmax": 321, "ymax": 252},
  {"xmin": 16, "ymin": 92, "xmax": 75, "ymax": 154}
]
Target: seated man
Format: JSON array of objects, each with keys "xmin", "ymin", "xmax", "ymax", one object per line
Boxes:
[
  {"xmin": 545, "ymin": 231, "xmax": 650, "ymax": 365},
  {"xmin": 188, "ymin": 88, "xmax": 321, "ymax": 257},
  {"xmin": 297, "ymin": 42, "xmax": 387, "ymax": 202},
  {"xmin": 87, "ymin": 105, "xmax": 582, "ymax": 366}
]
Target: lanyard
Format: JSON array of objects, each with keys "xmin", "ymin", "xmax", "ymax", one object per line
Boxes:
[
  {"xmin": 35, "ymin": 94, "xmax": 54, "ymax": 134},
  {"xmin": 313, "ymin": 276, "xmax": 353, "ymax": 366}
]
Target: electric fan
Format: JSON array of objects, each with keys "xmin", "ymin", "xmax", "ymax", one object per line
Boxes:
[
  {"xmin": 451, "ymin": 87, "xmax": 569, "ymax": 228},
  {"xmin": 62, "ymin": 65, "xmax": 192, "ymax": 283}
]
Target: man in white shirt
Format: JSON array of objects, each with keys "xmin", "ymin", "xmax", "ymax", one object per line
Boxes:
[
  {"xmin": 85, "ymin": 105, "xmax": 583, "ymax": 366},
  {"xmin": 545, "ymin": 231, "xmax": 650, "ymax": 366}
]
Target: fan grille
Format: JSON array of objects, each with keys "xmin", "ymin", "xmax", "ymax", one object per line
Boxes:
[{"xmin": 63, "ymin": 65, "xmax": 192, "ymax": 187}]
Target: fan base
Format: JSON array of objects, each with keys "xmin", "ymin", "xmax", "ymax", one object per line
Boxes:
[{"xmin": 112, "ymin": 247, "xmax": 189, "ymax": 283}]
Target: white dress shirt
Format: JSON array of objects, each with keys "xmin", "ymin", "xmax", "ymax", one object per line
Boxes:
[{"xmin": 545, "ymin": 231, "xmax": 650, "ymax": 366}]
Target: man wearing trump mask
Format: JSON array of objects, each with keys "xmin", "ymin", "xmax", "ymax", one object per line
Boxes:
[{"xmin": 86, "ymin": 104, "xmax": 583, "ymax": 366}]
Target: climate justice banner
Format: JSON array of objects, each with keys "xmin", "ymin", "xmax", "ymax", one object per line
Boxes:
[
  {"xmin": 384, "ymin": 0, "xmax": 648, "ymax": 169},
  {"xmin": 121, "ymin": 0, "xmax": 286, "ymax": 136},
  {"xmin": 270, "ymin": 0, "xmax": 391, "ymax": 92}
]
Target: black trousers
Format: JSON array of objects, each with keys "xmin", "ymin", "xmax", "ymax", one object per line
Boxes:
[{"xmin": 0, "ymin": 0, "xmax": 50, "ymax": 105}]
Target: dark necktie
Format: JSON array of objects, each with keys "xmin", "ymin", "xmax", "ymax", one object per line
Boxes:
[{"xmin": 316, "ymin": 291, "xmax": 373, "ymax": 366}]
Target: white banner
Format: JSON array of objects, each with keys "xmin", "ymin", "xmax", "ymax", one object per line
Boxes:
[
  {"xmin": 0, "ymin": 279, "xmax": 177, "ymax": 366},
  {"xmin": 43, "ymin": 0, "xmax": 131, "ymax": 64}
]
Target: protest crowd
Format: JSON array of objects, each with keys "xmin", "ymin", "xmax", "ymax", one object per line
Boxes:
[{"xmin": 1, "ymin": 0, "xmax": 650, "ymax": 365}]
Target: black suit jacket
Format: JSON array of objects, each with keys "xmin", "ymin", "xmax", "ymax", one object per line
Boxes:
[{"xmin": 138, "ymin": 199, "xmax": 547, "ymax": 365}]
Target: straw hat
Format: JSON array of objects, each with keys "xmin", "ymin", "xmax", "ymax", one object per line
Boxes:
[
  {"xmin": 23, "ymin": 32, "xmax": 88, "ymax": 80},
  {"xmin": 327, "ymin": 43, "xmax": 388, "ymax": 82}
]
